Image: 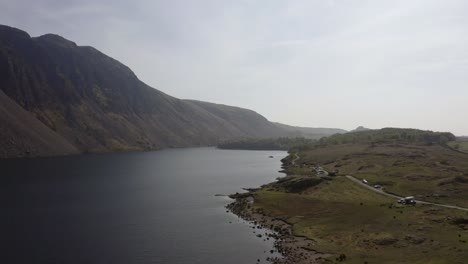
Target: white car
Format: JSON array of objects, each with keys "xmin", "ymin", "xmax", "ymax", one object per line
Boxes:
[
  {"xmin": 362, "ymin": 179, "xmax": 368, "ymax": 184},
  {"xmin": 398, "ymin": 196, "xmax": 416, "ymax": 205}
]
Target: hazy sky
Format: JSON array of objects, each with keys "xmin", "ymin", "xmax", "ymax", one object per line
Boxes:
[{"xmin": 1, "ymin": 0, "xmax": 468, "ymax": 135}]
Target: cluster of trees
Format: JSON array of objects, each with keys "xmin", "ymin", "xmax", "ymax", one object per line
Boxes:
[
  {"xmin": 218, "ymin": 137, "xmax": 317, "ymax": 151},
  {"xmin": 318, "ymin": 128, "xmax": 455, "ymax": 145}
]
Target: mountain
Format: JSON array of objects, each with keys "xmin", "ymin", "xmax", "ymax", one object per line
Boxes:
[
  {"xmin": 349, "ymin": 126, "xmax": 371, "ymax": 132},
  {"xmin": 0, "ymin": 89, "xmax": 79, "ymax": 157},
  {"xmin": 0, "ymin": 25, "xmax": 343, "ymax": 158},
  {"xmin": 273, "ymin": 123, "xmax": 346, "ymax": 139}
]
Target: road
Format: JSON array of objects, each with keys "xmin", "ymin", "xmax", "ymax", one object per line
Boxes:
[
  {"xmin": 345, "ymin": 175, "xmax": 468, "ymax": 212},
  {"xmin": 291, "ymin": 152, "xmax": 300, "ymax": 166}
]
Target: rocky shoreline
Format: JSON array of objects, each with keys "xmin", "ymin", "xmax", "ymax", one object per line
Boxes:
[{"xmin": 227, "ymin": 192, "xmax": 330, "ymax": 264}]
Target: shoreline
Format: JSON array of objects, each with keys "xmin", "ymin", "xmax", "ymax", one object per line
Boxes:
[{"xmin": 227, "ymin": 192, "xmax": 330, "ymax": 264}]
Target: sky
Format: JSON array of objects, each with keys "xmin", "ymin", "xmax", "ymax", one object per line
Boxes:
[{"xmin": 1, "ymin": 0, "xmax": 468, "ymax": 135}]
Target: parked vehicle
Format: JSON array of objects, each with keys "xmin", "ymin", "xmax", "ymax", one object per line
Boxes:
[{"xmin": 398, "ymin": 196, "xmax": 416, "ymax": 205}]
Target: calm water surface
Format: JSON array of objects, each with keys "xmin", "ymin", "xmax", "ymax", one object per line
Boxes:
[{"xmin": 1, "ymin": 147, "xmax": 286, "ymax": 264}]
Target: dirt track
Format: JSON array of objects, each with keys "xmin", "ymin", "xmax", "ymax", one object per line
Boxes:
[{"xmin": 345, "ymin": 175, "xmax": 468, "ymax": 212}]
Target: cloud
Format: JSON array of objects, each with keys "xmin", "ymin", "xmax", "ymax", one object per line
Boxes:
[{"xmin": 1, "ymin": 0, "xmax": 468, "ymax": 134}]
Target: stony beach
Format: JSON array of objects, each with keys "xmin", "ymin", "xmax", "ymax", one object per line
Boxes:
[{"xmin": 227, "ymin": 193, "xmax": 330, "ymax": 264}]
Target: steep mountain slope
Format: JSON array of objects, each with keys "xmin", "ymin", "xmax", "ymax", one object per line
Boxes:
[
  {"xmin": 0, "ymin": 90, "xmax": 79, "ymax": 157},
  {"xmin": 0, "ymin": 25, "xmax": 344, "ymax": 157},
  {"xmin": 185, "ymin": 100, "xmax": 284, "ymax": 138}
]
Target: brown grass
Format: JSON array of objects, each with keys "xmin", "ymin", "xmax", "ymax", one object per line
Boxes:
[{"xmin": 297, "ymin": 143, "xmax": 468, "ymax": 208}]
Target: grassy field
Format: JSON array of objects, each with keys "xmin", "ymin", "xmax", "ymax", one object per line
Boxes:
[
  {"xmin": 253, "ymin": 176, "xmax": 468, "ymax": 263},
  {"xmin": 246, "ymin": 139, "xmax": 468, "ymax": 263},
  {"xmin": 448, "ymin": 141, "xmax": 468, "ymax": 153},
  {"xmin": 295, "ymin": 143, "xmax": 468, "ymax": 208}
]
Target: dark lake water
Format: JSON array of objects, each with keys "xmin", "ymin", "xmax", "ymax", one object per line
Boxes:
[{"xmin": 1, "ymin": 147, "xmax": 287, "ymax": 264}]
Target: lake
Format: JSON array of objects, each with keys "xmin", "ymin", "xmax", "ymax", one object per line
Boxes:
[{"xmin": 1, "ymin": 147, "xmax": 287, "ymax": 264}]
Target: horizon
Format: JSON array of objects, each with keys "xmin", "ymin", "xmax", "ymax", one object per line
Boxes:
[{"xmin": 2, "ymin": 1, "xmax": 468, "ymax": 135}]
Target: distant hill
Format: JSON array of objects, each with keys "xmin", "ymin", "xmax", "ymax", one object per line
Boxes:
[
  {"xmin": 0, "ymin": 25, "xmax": 343, "ymax": 158},
  {"xmin": 319, "ymin": 128, "xmax": 455, "ymax": 145},
  {"xmin": 349, "ymin": 126, "xmax": 371, "ymax": 132},
  {"xmin": 273, "ymin": 123, "xmax": 347, "ymax": 139}
]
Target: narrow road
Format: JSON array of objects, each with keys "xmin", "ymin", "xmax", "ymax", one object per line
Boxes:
[
  {"xmin": 345, "ymin": 175, "xmax": 468, "ymax": 212},
  {"xmin": 345, "ymin": 176, "xmax": 402, "ymax": 199},
  {"xmin": 291, "ymin": 152, "xmax": 300, "ymax": 166}
]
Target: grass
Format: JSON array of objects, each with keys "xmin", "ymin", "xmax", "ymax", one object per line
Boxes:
[
  {"xmin": 296, "ymin": 143, "xmax": 468, "ymax": 208},
  {"xmin": 247, "ymin": 141, "xmax": 468, "ymax": 263},
  {"xmin": 448, "ymin": 141, "xmax": 468, "ymax": 153},
  {"xmin": 285, "ymin": 166, "xmax": 315, "ymax": 176},
  {"xmin": 253, "ymin": 177, "xmax": 468, "ymax": 263}
]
